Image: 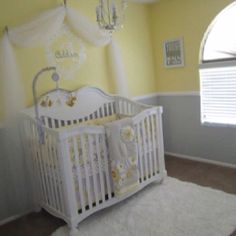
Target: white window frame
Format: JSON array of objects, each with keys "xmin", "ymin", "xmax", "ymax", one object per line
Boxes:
[
  {"xmin": 199, "ymin": 2, "xmax": 236, "ymax": 127},
  {"xmin": 200, "ymin": 60, "xmax": 236, "ymax": 127}
]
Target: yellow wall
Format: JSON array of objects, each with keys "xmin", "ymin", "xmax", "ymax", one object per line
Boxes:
[
  {"xmin": 0, "ymin": 0, "xmax": 156, "ymax": 119},
  {"xmin": 150, "ymin": 0, "xmax": 235, "ymax": 92},
  {"xmin": 1, "ymin": 0, "xmax": 235, "ymax": 119}
]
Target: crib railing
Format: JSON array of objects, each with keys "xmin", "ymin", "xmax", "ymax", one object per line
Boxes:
[
  {"xmin": 21, "ymin": 118, "xmax": 66, "ymax": 219},
  {"xmin": 39, "ymin": 97, "xmax": 151, "ymax": 130},
  {"xmin": 133, "ymin": 107, "xmax": 165, "ymax": 182},
  {"xmin": 56, "ymin": 125, "xmax": 115, "ymax": 225},
  {"xmin": 41, "ymin": 101, "xmax": 117, "ymax": 129},
  {"xmin": 116, "ymin": 96, "xmax": 151, "ymax": 117},
  {"xmin": 21, "ymin": 105, "xmax": 165, "ymax": 230}
]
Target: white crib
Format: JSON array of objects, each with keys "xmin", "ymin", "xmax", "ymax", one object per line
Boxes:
[{"xmin": 21, "ymin": 86, "xmax": 166, "ymax": 236}]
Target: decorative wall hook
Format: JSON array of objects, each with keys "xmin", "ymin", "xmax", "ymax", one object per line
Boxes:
[{"xmin": 63, "ymin": 0, "xmax": 67, "ymax": 7}]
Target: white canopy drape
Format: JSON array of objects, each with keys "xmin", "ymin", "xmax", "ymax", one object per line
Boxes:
[
  {"xmin": 0, "ymin": 5, "xmax": 121, "ymax": 120},
  {"xmin": 0, "ymin": 33, "xmax": 25, "ymax": 119},
  {"xmin": 0, "ymin": 0, "xmax": 160, "ymax": 120}
]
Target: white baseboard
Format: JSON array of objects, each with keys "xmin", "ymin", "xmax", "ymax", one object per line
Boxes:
[
  {"xmin": 0, "ymin": 210, "xmax": 32, "ymax": 227},
  {"xmin": 165, "ymin": 151, "xmax": 236, "ymax": 169}
]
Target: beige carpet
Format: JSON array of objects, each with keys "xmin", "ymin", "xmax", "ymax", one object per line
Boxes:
[{"xmin": 52, "ymin": 177, "xmax": 236, "ymax": 236}]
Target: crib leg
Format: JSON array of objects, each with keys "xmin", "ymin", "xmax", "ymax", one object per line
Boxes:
[
  {"xmin": 69, "ymin": 227, "xmax": 79, "ymax": 236},
  {"xmin": 68, "ymin": 222, "xmax": 79, "ymax": 236},
  {"xmin": 159, "ymin": 169, "xmax": 167, "ymax": 183}
]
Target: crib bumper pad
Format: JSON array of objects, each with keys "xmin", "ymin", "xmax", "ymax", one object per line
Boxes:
[{"xmin": 105, "ymin": 118, "xmax": 139, "ymax": 198}]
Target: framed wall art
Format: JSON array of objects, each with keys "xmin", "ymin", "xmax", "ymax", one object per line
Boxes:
[{"xmin": 163, "ymin": 38, "xmax": 184, "ymax": 68}]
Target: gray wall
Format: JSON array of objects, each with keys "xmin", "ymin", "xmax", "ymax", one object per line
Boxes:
[{"xmin": 140, "ymin": 95, "xmax": 236, "ymax": 165}]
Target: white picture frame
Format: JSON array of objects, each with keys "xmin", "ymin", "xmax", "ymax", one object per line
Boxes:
[{"xmin": 163, "ymin": 38, "xmax": 184, "ymax": 68}]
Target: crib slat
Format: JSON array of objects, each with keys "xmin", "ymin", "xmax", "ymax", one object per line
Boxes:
[
  {"xmin": 108, "ymin": 103, "xmax": 111, "ymax": 116},
  {"xmin": 51, "ymin": 119, "xmax": 56, "ymax": 129},
  {"xmin": 73, "ymin": 136, "xmax": 86, "ymax": 213},
  {"xmin": 57, "ymin": 120, "xmax": 61, "ymax": 128},
  {"xmin": 136, "ymin": 123, "xmax": 144, "ymax": 182},
  {"xmin": 51, "ymin": 135, "xmax": 65, "ymax": 213},
  {"xmin": 35, "ymin": 123, "xmax": 49, "ymax": 205},
  {"xmin": 47, "ymin": 135, "xmax": 56, "ymax": 206},
  {"xmin": 47, "ymin": 134, "xmax": 59, "ymax": 210},
  {"xmin": 156, "ymin": 111, "xmax": 165, "ymax": 176},
  {"xmin": 57, "ymin": 137, "xmax": 79, "ymax": 222},
  {"xmin": 29, "ymin": 121, "xmax": 43, "ymax": 205},
  {"xmin": 141, "ymin": 119, "xmax": 149, "ymax": 179},
  {"xmin": 100, "ymin": 106, "xmax": 105, "ymax": 118},
  {"xmin": 104, "ymin": 104, "xmax": 108, "ymax": 116},
  {"xmin": 31, "ymin": 121, "xmax": 46, "ymax": 204},
  {"xmin": 110, "ymin": 102, "xmax": 114, "ymax": 115},
  {"xmin": 81, "ymin": 135, "xmax": 93, "ymax": 210},
  {"xmin": 123, "ymin": 100, "xmax": 127, "ymax": 115},
  {"xmin": 36, "ymin": 143, "xmax": 48, "ymax": 204},
  {"xmin": 121, "ymin": 99, "xmax": 124, "ymax": 114},
  {"xmin": 119, "ymin": 100, "xmax": 123, "ymax": 114},
  {"xmin": 95, "ymin": 135, "xmax": 106, "ymax": 202},
  {"xmin": 42, "ymin": 133, "xmax": 54, "ymax": 206},
  {"xmin": 151, "ymin": 115, "xmax": 158, "ymax": 174},
  {"xmin": 128, "ymin": 103, "xmax": 131, "ymax": 115},
  {"xmin": 88, "ymin": 135, "xmax": 99, "ymax": 206},
  {"xmin": 45, "ymin": 117, "xmax": 49, "ymax": 128},
  {"xmin": 101, "ymin": 133, "xmax": 112, "ymax": 199},
  {"xmin": 44, "ymin": 134, "xmax": 54, "ymax": 206},
  {"xmin": 146, "ymin": 117, "xmax": 153, "ymax": 177},
  {"xmin": 50, "ymin": 134, "xmax": 60, "ymax": 209},
  {"xmin": 113, "ymin": 101, "xmax": 117, "ymax": 114}
]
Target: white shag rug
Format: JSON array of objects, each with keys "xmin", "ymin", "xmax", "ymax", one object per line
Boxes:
[{"xmin": 52, "ymin": 177, "xmax": 236, "ymax": 236}]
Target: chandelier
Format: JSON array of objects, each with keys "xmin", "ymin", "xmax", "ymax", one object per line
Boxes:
[{"xmin": 96, "ymin": 0, "xmax": 128, "ymax": 32}]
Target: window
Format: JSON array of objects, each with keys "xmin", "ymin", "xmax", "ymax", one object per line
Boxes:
[{"xmin": 200, "ymin": 2, "xmax": 236, "ymax": 126}]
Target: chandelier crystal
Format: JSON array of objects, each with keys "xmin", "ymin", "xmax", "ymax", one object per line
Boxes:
[{"xmin": 96, "ymin": 0, "xmax": 128, "ymax": 32}]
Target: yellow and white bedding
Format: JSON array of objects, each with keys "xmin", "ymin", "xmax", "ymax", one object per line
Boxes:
[
  {"xmin": 66, "ymin": 115, "xmax": 117, "ymax": 208},
  {"xmin": 44, "ymin": 115, "xmax": 157, "ymax": 209},
  {"xmin": 105, "ymin": 117, "xmax": 139, "ymax": 197}
]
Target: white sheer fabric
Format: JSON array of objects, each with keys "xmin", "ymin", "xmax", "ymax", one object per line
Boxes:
[
  {"xmin": 108, "ymin": 40, "xmax": 129, "ymax": 97},
  {"xmin": 66, "ymin": 7, "xmax": 111, "ymax": 46},
  {"xmin": 0, "ymin": 33, "xmax": 25, "ymax": 119},
  {"xmin": 0, "ymin": 5, "xmax": 115, "ymax": 121},
  {"xmin": 0, "ymin": 34, "xmax": 31, "ymax": 222},
  {"xmin": 8, "ymin": 5, "xmax": 111, "ymax": 48},
  {"xmin": 8, "ymin": 7, "xmax": 65, "ymax": 48}
]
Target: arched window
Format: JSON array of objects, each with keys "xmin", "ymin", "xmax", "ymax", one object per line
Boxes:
[{"xmin": 199, "ymin": 2, "xmax": 236, "ymax": 126}]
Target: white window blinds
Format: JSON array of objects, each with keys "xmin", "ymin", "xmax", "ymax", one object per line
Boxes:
[{"xmin": 200, "ymin": 62, "xmax": 236, "ymax": 126}]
